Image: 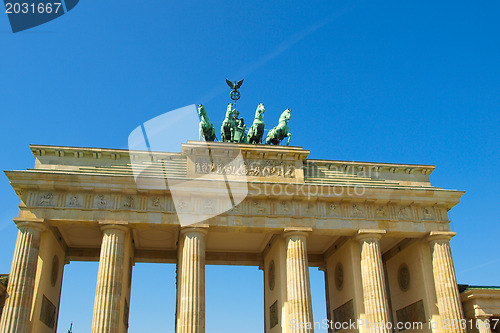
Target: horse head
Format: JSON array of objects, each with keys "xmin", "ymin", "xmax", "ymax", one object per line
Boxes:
[
  {"xmin": 279, "ymin": 108, "xmax": 291, "ymax": 123},
  {"xmin": 198, "ymin": 104, "xmax": 207, "ymax": 117},
  {"xmin": 254, "ymin": 103, "xmax": 265, "ymax": 120}
]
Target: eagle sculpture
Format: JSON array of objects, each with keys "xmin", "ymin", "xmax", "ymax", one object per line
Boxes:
[{"xmin": 226, "ymin": 78, "xmax": 244, "ymax": 90}]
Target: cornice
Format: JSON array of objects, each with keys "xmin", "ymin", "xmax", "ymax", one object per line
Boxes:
[
  {"xmin": 29, "ymin": 143, "xmax": 434, "ymax": 175},
  {"xmin": 461, "ymin": 288, "xmax": 500, "ymax": 302}
]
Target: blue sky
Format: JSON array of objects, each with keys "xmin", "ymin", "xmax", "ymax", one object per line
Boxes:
[{"xmin": 0, "ymin": 0, "xmax": 499, "ymax": 332}]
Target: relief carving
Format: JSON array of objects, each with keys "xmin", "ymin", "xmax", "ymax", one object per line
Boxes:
[
  {"xmin": 123, "ymin": 196, "xmax": 134, "ymax": 208},
  {"xmin": 269, "ymin": 301, "xmax": 278, "ymax": 329},
  {"xmin": 253, "ymin": 201, "xmax": 266, "ymax": 214},
  {"xmin": 304, "ymin": 203, "xmax": 314, "ymax": 214},
  {"xmin": 96, "ymin": 195, "xmax": 108, "ymax": 207},
  {"xmin": 328, "ymin": 203, "xmax": 340, "ymax": 216},
  {"xmin": 422, "ymin": 207, "xmax": 434, "ymax": 220},
  {"xmin": 398, "ymin": 206, "xmax": 411, "ymax": 219},
  {"xmin": 177, "ymin": 200, "xmax": 188, "ymax": 211},
  {"xmin": 375, "ymin": 206, "xmax": 387, "ymax": 217},
  {"xmin": 279, "ymin": 201, "xmax": 290, "ymax": 214},
  {"xmin": 352, "ymin": 204, "xmax": 365, "ymax": 217},
  {"xmin": 40, "ymin": 295, "xmax": 56, "ymax": 329},
  {"xmin": 68, "ymin": 195, "xmax": 80, "ymax": 207},
  {"xmin": 39, "ymin": 193, "xmax": 54, "ymax": 206},
  {"xmin": 396, "ymin": 300, "xmax": 426, "ymax": 330},
  {"xmin": 333, "ymin": 299, "xmax": 354, "ymax": 332},
  {"xmin": 195, "ymin": 158, "xmax": 295, "ymax": 178},
  {"xmin": 203, "ymin": 200, "xmax": 215, "ymax": 213},
  {"xmin": 304, "ymin": 203, "xmax": 314, "ymax": 215},
  {"xmin": 151, "ymin": 196, "xmax": 160, "ymax": 208}
]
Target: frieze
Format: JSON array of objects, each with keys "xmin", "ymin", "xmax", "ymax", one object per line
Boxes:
[
  {"xmin": 194, "ymin": 157, "xmax": 296, "ymax": 178},
  {"xmin": 24, "ymin": 190, "xmax": 449, "ymax": 223}
]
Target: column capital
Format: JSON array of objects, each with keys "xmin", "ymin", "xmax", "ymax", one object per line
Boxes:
[
  {"xmin": 98, "ymin": 221, "xmax": 129, "ymax": 233},
  {"xmin": 13, "ymin": 218, "xmax": 46, "ymax": 233},
  {"xmin": 355, "ymin": 229, "xmax": 386, "ymax": 242},
  {"xmin": 283, "ymin": 227, "xmax": 312, "ymax": 238},
  {"xmin": 476, "ymin": 314, "xmax": 493, "ymax": 320},
  {"xmin": 426, "ymin": 231, "xmax": 456, "ymax": 243},
  {"xmin": 180, "ymin": 224, "xmax": 209, "ymax": 236}
]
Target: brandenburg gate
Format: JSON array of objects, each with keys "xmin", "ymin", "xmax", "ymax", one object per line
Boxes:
[{"xmin": 0, "ymin": 141, "xmax": 467, "ymax": 333}]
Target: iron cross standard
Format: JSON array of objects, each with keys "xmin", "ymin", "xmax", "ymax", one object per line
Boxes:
[{"xmin": 226, "ymin": 78, "xmax": 244, "ymax": 107}]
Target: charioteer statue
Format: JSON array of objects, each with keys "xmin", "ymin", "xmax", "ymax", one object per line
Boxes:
[{"xmin": 197, "ymin": 79, "xmax": 292, "ymax": 146}]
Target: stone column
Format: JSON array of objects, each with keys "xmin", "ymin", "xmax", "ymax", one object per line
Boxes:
[
  {"xmin": 176, "ymin": 227, "xmax": 208, "ymax": 333},
  {"xmin": 356, "ymin": 230, "xmax": 391, "ymax": 333},
  {"xmin": 476, "ymin": 316, "xmax": 493, "ymax": 333},
  {"xmin": 91, "ymin": 224, "xmax": 128, "ymax": 333},
  {"xmin": 427, "ymin": 232, "xmax": 466, "ymax": 333},
  {"xmin": 0, "ymin": 221, "xmax": 44, "ymax": 333},
  {"xmin": 284, "ymin": 228, "xmax": 314, "ymax": 333}
]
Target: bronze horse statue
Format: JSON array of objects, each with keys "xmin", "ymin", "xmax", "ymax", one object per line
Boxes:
[
  {"xmin": 221, "ymin": 103, "xmax": 236, "ymax": 142},
  {"xmin": 265, "ymin": 108, "xmax": 291, "ymax": 146},
  {"xmin": 247, "ymin": 103, "xmax": 265, "ymax": 144},
  {"xmin": 198, "ymin": 104, "xmax": 215, "ymax": 141}
]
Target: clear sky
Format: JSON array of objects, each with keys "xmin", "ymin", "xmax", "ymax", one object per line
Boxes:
[{"xmin": 0, "ymin": 1, "xmax": 499, "ymax": 332}]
